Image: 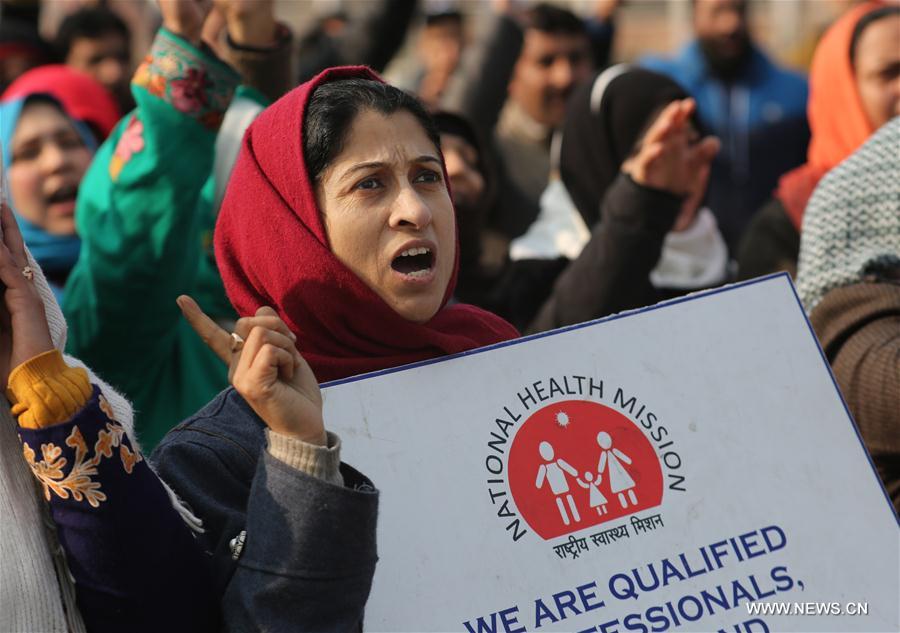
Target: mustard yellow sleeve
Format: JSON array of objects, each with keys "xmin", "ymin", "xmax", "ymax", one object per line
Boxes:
[{"xmin": 7, "ymin": 350, "xmax": 92, "ymax": 430}]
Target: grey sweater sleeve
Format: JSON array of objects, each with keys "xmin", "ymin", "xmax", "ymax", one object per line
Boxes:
[
  {"xmin": 267, "ymin": 429, "xmax": 344, "ymax": 486},
  {"xmin": 223, "ymin": 451, "xmax": 379, "ymax": 632},
  {"xmin": 151, "ymin": 391, "xmax": 381, "ymax": 632}
]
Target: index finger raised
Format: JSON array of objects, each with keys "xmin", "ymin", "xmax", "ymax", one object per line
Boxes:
[{"xmin": 178, "ymin": 294, "xmax": 232, "ymax": 363}]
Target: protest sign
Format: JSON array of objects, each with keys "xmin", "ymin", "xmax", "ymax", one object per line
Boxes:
[{"xmin": 324, "ymin": 274, "xmax": 899, "ymax": 633}]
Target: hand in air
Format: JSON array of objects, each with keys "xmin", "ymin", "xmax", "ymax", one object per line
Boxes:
[
  {"xmin": 622, "ymin": 98, "xmax": 720, "ymax": 201},
  {"xmin": 213, "ymin": 0, "xmax": 277, "ymax": 47},
  {"xmin": 178, "ymin": 296, "xmax": 326, "ymax": 446},
  {"xmin": 158, "ymin": 0, "xmax": 214, "ymax": 46}
]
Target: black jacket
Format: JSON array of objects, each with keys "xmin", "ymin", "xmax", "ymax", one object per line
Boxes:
[
  {"xmin": 528, "ymin": 175, "xmax": 682, "ymax": 332},
  {"xmin": 488, "ymin": 174, "xmax": 682, "ymax": 333},
  {"xmin": 736, "ymin": 197, "xmax": 800, "ymax": 281}
]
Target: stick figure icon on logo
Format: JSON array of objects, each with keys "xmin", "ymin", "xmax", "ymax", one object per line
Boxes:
[
  {"xmin": 507, "ymin": 399, "xmax": 665, "ymax": 540},
  {"xmin": 535, "ymin": 441, "xmax": 581, "ymax": 526},
  {"xmin": 576, "ymin": 471, "xmax": 609, "ymax": 515},
  {"xmin": 596, "ymin": 431, "xmax": 638, "ymax": 508}
]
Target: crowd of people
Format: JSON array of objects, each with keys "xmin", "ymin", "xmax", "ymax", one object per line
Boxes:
[{"xmin": 0, "ymin": 0, "xmax": 897, "ymax": 630}]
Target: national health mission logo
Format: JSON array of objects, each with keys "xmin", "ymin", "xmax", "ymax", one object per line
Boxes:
[{"xmin": 482, "ymin": 375, "xmax": 687, "ymax": 557}]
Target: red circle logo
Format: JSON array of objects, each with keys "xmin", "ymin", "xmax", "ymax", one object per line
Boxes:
[{"xmin": 508, "ymin": 400, "xmax": 663, "ymax": 540}]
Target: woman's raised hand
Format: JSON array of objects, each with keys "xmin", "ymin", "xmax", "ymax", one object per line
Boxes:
[
  {"xmin": 0, "ymin": 198, "xmax": 53, "ymax": 386},
  {"xmin": 202, "ymin": 0, "xmax": 277, "ymax": 57},
  {"xmin": 158, "ymin": 0, "xmax": 214, "ymax": 46},
  {"xmin": 178, "ymin": 296, "xmax": 326, "ymax": 446},
  {"xmin": 214, "ymin": 0, "xmax": 277, "ymax": 47},
  {"xmin": 622, "ymin": 98, "xmax": 720, "ymax": 199}
]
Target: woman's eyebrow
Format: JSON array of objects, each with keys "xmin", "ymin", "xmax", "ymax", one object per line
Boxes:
[
  {"xmin": 343, "ymin": 161, "xmax": 386, "ymax": 177},
  {"xmin": 12, "ymin": 134, "xmax": 44, "ymax": 151},
  {"xmin": 340, "ymin": 155, "xmax": 442, "ymax": 179},
  {"xmin": 15, "ymin": 126, "xmax": 78, "ymax": 145}
]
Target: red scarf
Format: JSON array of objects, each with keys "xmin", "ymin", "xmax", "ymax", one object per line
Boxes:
[
  {"xmin": 2, "ymin": 65, "xmax": 121, "ymax": 139},
  {"xmin": 215, "ymin": 66, "xmax": 518, "ymax": 383},
  {"xmin": 775, "ymin": 2, "xmax": 882, "ymax": 230}
]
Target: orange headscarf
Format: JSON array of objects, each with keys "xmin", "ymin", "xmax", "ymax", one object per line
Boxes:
[{"xmin": 776, "ymin": 1, "xmax": 883, "ymax": 229}]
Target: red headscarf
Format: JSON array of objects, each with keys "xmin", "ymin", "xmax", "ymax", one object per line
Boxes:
[
  {"xmin": 215, "ymin": 66, "xmax": 518, "ymax": 383},
  {"xmin": 2, "ymin": 64, "xmax": 121, "ymax": 139},
  {"xmin": 775, "ymin": 2, "xmax": 884, "ymax": 230}
]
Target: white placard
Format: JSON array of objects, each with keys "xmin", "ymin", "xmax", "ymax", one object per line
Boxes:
[{"xmin": 324, "ymin": 275, "xmax": 899, "ymax": 633}]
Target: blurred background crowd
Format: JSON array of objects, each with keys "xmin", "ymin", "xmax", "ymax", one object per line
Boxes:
[
  {"xmin": 0, "ymin": 1, "xmax": 897, "ymax": 629},
  {"xmin": 0, "ymin": 0, "xmax": 897, "ymax": 476}
]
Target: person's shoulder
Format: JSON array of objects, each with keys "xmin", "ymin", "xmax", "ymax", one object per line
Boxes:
[
  {"xmin": 756, "ymin": 197, "xmax": 792, "ymax": 225},
  {"xmin": 639, "ymin": 42, "xmax": 703, "ymax": 87},
  {"xmin": 153, "ymin": 387, "xmax": 266, "ymax": 469},
  {"xmin": 639, "ymin": 47, "xmax": 689, "ymax": 76},
  {"xmin": 811, "ymin": 276, "xmax": 900, "ymax": 352},
  {"xmin": 811, "ymin": 119, "xmax": 899, "ymax": 208},
  {"xmin": 826, "ymin": 119, "xmax": 900, "ymax": 179},
  {"xmin": 638, "ymin": 54, "xmax": 675, "ymax": 74}
]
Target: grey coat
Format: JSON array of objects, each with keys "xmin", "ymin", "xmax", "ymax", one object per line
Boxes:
[{"xmin": 152, "ymin": 388, "xmax": 379, "ymax": 632}]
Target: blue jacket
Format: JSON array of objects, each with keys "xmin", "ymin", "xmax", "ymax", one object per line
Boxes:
[{"xmin": 642, "ymin": 42, "xmax": 809, "ymax": 249}]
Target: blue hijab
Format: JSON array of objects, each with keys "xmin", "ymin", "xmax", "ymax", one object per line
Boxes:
[{"xmin": 0, "ymin": 95, "xmax": 96, "ymax": 298}]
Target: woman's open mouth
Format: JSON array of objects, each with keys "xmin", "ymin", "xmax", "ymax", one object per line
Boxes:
[
  {"xmin": 391, "ymin": 246, "xmax": 435, "ymax": 280},
  {"xmin": 45, "ymin": 184, "xmax": 79, "ymax": 215}
]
